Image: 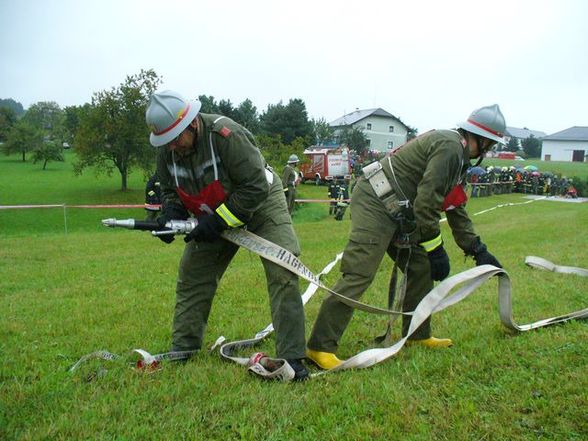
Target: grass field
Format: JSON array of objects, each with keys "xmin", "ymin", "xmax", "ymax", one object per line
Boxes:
[
  {"xmin": 484, "ymin": 157, "xmax": 588, "ymax": 181},
  {"xmin": 1, "ymin": 152, "xmax": 587, "ymax": 440}
]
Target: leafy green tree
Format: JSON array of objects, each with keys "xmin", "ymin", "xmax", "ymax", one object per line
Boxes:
[
  {"xmin": 339, "ymin": 126, "xmax": 369, "ymax": 157},
  {"xmin": 260, "ymin": 98, "xmax": 312, "ymax": 144},
  {"xmin": 0, "ymin": 107, "xmax": 17, "ymax": 142},
  {"xmin": 74, "ymin": 69, "xmax": 162, "ymax": 191},
  {"xmin": 218, "ymin": 99, "xmax": 237, "ymax": 120},
  {"xmin": 234, "ymin": 99, "xmax": 259, "ymax": 133},
  {"xmin": 0, "ymin": 98, "xmax": 25, "ymax": 117},
  {"xmin": 254, "ymin": 133, "xmax": 305, "ymax": 170},
  {"xmin": 506, "ymin": 137, "xmax": 519, "ymax": 152},
  {"xmin": 63, "ymin": 104, "xmax": 90, "ymax": 146},
  {"xmin": 521, "ymin": 135, "xmax": 542, "ymax": 158},
  {"xmin": 1, "ymin": 119, "xmax": 43, "ymax": 161},
  {"xmin": 406, "ymin": 125, "xmax": 418, "ymax": 141},
  {"xmin": 198, "ymin": 95, "xmax": 219, "ymax": 114},
  {"xmin": 197, "ymin": 96, "xmax": 259, "ymax": 132},
  {"xmin": 311, "ymin": 117, "xmax": 334, "ymax": 145},
  {"xmin": 31, "ymin": 140, "xmax": 64, "ymax": 170},
  {"xmin": 22, "ymin": 101, "xmax": 65, "ymax": 142}
]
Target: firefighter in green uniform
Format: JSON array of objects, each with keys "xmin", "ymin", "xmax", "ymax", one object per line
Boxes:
[
  {"xmin": 144, "ymin": 173, "xmax": 162, "ymax": 221},
  {"xmin": 282, "ymin": 154, "xmax": 300, "ymax": 215},
  {"xmin": 145, "ymin": 90, "xmax": 308, "ymax": 380},
  {"xmin": 306, "ymin": 105, "xmax": 505, "ymax": 370}
]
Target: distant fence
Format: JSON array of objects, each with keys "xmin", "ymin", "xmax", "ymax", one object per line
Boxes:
[
  {"xmin": 0, "ymin": 204, "xmax": 148, "ymax": 234},
  {"xmin": 0, "ymin": 201, "xmax": 341, "ymax": 235}
]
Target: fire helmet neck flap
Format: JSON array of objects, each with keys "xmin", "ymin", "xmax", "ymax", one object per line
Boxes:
[
  {"xmin": 457, "ymin": 104, "xmax": 506, "ymax": 146},
  {"xmin": 146, "ymin": 90, "xmax": 202, "ymax": 147}
]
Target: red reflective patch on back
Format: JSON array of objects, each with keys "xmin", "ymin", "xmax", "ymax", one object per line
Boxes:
[{"xmin": 219, "ymin": 127, "xmax": 231, "ymax": 138}]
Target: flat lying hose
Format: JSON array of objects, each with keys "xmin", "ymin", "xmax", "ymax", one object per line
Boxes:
[
  {"xmin": 218, "ymin": 254, "xmax": 587, "ymax": 376},
  {"xmin": 327, "ymin": 261, "xmax": 587, "ymax": 373},
  {"xmin": 71, "ymin": 223, "xmax": 587, "ymax": 378}
]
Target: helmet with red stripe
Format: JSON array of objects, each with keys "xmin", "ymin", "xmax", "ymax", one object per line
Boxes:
[
  {"xmin": 457, "ymin": 104, "xmax": 506, "ymax": 145},
  {"xmin": 146, "ymin": 90, "xmax": 201, "ymax": 147}
]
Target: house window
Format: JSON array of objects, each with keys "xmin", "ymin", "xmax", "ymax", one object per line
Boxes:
[
  {"xmin": 366, "ymin": 123, "xmax": 372, "ymax": 130},
  {"xmin": 366, "ymin": 139, "xmax": 371, "ymax": 147},
  {"xmin": 389, "ymin": 126, "xmax": 394, "ymax": 132},
  {"xmin": 387, "ymin": 141, "xmax": 394, "ymax": 149}
]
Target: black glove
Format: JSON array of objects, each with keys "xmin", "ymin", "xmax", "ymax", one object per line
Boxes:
[
  {"xmin": 469, "ymin": 239, "xmax": 502, "ymax": 268},
  {"xmin": 184, "ymin": 213, "xmax": 227, "ymax": 243},
  {"xmin": 155, "ymin": 204, "xmax": 189, "ymax": 244},
  {"xmin": 427, "ymin": 246, "xmax": 451, "ymax": 281}
]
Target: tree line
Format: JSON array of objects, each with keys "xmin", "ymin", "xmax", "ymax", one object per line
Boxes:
[
  {"xmin": 504, "ymin": 134, "xmax": 542, "ymax": 159},
  {"xmin": 1, "ymin": 69, "xmax": 380, "ymax": 190}
]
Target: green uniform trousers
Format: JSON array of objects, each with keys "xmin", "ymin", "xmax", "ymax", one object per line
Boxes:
[
  {"xmin": 307, "ymin": 178, "xmax": 434, "ymax": 353},
  {"xmin": 285, "ymin": 186, "xmax": 296, "ymax": 214},
  {"xmin": 173, "ymin": 206, "xmax": 306, "ymax": 360}
]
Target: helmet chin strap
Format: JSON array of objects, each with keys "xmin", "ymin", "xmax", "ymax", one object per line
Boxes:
[
  {"xmin": 473, "ymin": 155, "xmax": 484, "ymax": 167},
  {"xmin": 187, "ymin": 119, "xmax": 198, "ymax": 149},
  {"xmin": 463, "ymin": 131, "xmax": 485, "ymax": 167},
  {"xmin": 472, "ymin": 135, "xmax": 493, "ymax": 167}
]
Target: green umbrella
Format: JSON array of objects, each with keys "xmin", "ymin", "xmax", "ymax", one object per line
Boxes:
[{"xmin": 524, "ymin": 165, "xmax": 538, "ymax": 171}]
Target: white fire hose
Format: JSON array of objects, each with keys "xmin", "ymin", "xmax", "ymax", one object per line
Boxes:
[{"xmin": 70, "ymin": 218, "xmax": 587, "ymax": 381}]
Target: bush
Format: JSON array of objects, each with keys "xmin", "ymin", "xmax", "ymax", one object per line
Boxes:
[{"xmin": 570, "ymin": 176, "xmax": 588, "ymax": 197}]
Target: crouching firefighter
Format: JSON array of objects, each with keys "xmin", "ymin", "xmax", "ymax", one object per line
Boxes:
[
  {"xmin": 306, "ymin": 104, "xmax": 506, "ymax": 370},
  {"xmin": 145, "ymin": 90, "xmax": 309, "ymax": 381}
]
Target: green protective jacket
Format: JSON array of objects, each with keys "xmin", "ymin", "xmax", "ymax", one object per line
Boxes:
[
  {"xmin": 381, "ymin": 129, "xmax": 478, "ymax": 251},
  {"xmin": 281, "ymin": 164, "xmax": 297, "ymax": 190},
  {"xmin": 156, "ymin": 113, "xmax": 276, "ymax": 225}
]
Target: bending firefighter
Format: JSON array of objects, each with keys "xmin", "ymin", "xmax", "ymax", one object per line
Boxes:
[
  {"xmin": 146, "ymin": 90, "xmax": 309, "ymax": 380},
  {"xmin": 306, "ymin": 105, "xmax": 505, "ymax": 370}
]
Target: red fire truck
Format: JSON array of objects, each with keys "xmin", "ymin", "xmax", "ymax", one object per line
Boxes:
[
  {"xmin": 497, "ymin": 152, "xmax": 516, "ymax": 160},
  {"xmin": 299, "ymin": 146, "xmax": 352, "ymax": 185}
]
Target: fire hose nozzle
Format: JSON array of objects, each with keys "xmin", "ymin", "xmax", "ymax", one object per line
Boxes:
[
  {"xmin": 101, "ymin": 218, "xmax": 136, "ymax": 229},
  {"xmin": 101, "ymin": 218, "xmax": 197, "ymax": 235}
]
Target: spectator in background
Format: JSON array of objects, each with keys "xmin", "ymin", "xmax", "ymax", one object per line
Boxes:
[
  {"xmin": 145, "ymin": 173, "xmax": 162, "ymax": 221},
  {"xmin": 282, "ymin": 154, "xmax": 300, "ymax": 215}
]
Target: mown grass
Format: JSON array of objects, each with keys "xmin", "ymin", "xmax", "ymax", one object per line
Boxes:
[
  {"xmin": 485, "ymin": 157, "xmax": 588, "ymax": 180},
  {"xmin": 1, "ymin": 153, "xmax": 587, "ymax": 440}
]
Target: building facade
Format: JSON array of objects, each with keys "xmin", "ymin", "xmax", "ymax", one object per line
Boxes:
[
  {"xmin": 542, "ymin": 126, "xmax": 588, "ymax": 162},
  {"xmin": 330, "ymin": 108, "xmax": 409, "ymax": 152},
  {"xmin": 505, "ymin": 126, "xmax": 546, "ymax": 148}
]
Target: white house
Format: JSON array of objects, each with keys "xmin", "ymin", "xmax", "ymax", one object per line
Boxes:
[
  {"xmin": 541, "ymin": 126, "xmax": 588, "ymax": 162},
  {"xmin": 330, "ymin": 108, "xmax": 409, "ymax": 152}
]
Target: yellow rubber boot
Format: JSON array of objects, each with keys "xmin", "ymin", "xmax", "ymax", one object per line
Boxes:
[
  {"xmin": 407, "ymin": 337, "xmax": 453, "ymax": 348},
  {"xmin": 305, "ymin": 349, "xmax": 344, "ymax": 370}
]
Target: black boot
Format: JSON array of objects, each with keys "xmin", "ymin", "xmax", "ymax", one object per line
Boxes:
[{"xmin": 286, "ymin": 358, "xmax": 310, "ymax": 381}]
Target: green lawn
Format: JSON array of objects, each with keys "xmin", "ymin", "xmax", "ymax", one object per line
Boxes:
[
  {"xmin": 1, "ymin": 153, "xmax": 587, "ymax": 440},
  {"xmin": 485, "ymin": 157, "xmax": 588, "ymax": 180}
]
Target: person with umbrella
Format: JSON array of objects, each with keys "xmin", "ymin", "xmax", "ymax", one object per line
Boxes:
[{"xmin": 467, "ymin": 166, "xmax": 485, "ymax": 197}]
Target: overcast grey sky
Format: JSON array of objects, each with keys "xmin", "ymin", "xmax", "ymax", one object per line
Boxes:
[{"xmin": 1, "ymin": 0, "xmax": 586, "ymax": 135}]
